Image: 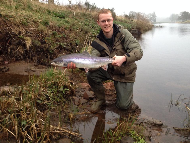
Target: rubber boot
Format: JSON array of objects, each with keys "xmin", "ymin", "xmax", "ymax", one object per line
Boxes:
[
  {"xmin": 90, "ymin": 90, "xmax": 105, "ymax": 113},
  {"xmin": 90, "ymin": 99, "xmax": 105, "ymax": 113}
]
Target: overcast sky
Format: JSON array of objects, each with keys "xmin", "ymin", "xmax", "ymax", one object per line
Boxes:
[{"xmin": 56, "ymin": 0, "xmax": 189, "ymax": 18}]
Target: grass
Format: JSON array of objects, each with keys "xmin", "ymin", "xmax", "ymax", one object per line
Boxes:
[
  {"xmin": 0, "ymin": 68, "xmax": 81, "ymax": 142},
  {"xmin": 95, "ymin": 117, "xmax": 146, "ymax": 143},
  {"xmin": 0, "ymin": 0, "xmax": 153, "ymax": 62}
]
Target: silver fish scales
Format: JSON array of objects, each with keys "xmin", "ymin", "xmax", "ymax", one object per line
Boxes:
[{"xmin": 51, "ymin": 52, "xmax": 114, "ymax": 69}]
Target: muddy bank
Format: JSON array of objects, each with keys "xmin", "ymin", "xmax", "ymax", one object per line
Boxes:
[
  {"xmin": 0, "ymin": 61, "xmax": 48, "ymax": 86},
  {"xmin": 0, "ymin": 61, "xmax": 48, "ymax": 75}
]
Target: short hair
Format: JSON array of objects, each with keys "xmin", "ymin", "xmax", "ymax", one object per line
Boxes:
[{"xmin": 97, "ymin": 9, "xmax": 113, "ymax": 20}]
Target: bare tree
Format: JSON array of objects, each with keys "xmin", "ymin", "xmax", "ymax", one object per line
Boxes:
[
  {"xmin": 48, "ymin": 0, "xmax": 54, "ymax": 4},
  {"xmin": 178, "ymin": 11, "xmax": 190, "ymax": 21},
  {"xmin": 170, "ymin": 14, "xmax": 179, "ymax": 22}
]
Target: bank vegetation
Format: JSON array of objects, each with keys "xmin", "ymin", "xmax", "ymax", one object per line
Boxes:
[{"xmin": 0, "ymin": 0, "xmax": 153, "ymax": 65}]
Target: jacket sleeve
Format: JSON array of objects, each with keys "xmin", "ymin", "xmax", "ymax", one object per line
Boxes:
[{"xmin": 122, "ymin": 29, "xmax": 143, "ymax": 63}]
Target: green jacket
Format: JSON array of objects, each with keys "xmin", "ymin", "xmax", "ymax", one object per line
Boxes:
[{"xmin": 90, "ymin": 24, "xmax": 143, "ymax": 82}]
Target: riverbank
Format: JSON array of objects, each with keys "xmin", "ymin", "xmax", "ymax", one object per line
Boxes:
[
  {"xmin": 0, "ymin": 60, "xmax": 162, "ymax": 142},
  {"xmin": 0, "ymin": 0, "xmax": 153, "ymax": 66}
]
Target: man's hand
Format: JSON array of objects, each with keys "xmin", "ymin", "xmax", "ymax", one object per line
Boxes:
[
  {"xmin": 112, "ymin": 55, "xmax": 126, "ymax": 67},
  {"xmin": 67, "ymin": 62, "xmax": 76, "ymax": 69},
  {"xmin": 101, "ymin": 65, "xmax": 108, "ymax": 71}
]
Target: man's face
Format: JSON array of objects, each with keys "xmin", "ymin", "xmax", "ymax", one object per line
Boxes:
[{"xmin": 97, "ymin": 12, "xmax": 113, "ymax": 34}]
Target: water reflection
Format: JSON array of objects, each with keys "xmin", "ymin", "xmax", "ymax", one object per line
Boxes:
[
  {"xmin": 73, "ymin": 105, "xmax": 140, "ymax": 143},
  {"xmin": 91, "ymin": 113, "xmax": 105, "ymax": 142},
  {"xmin": 0, "ymin": 73, "xmax": 29, "ymax": 86},
  {"xmin": 167, "ymin": 23, "xmax": 190, "ymax": 36},
  {"xmin": 168, "ymin": 94, "xmax": 190, "ymax": 128},
  {"xmin": 137, "ymin": 28, "xmax": 156, "ymax": 50},
  {"xmin": 178, "ymin": 24, "xmax": 190, "ymax": 36}
]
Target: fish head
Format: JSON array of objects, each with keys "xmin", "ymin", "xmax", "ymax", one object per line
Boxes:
[{"xmin": 51, "ymin": 57, "xmax": 69, "ymax": 67}]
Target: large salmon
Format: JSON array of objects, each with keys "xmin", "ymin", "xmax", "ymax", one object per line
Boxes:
[{"xmin": 51, "ymin": 52, "xmax": 114, "ymax": 69}]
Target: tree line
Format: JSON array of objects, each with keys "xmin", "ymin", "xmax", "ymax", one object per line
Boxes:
[
  {"xmin": 170, "ymin": 11, "xmax": 190, "ymax": 22},
  {"xmin": 33, "ymin": 0, "xmax": 155, "ymax": 23},
  {"xmin": 125, "ymin": 11, "xmax": 156, "ymax": 23}
]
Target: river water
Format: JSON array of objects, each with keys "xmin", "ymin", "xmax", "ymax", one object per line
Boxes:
[{"xmin": 134, "ymin": 23, "xmax": 190, "ymax": 128}]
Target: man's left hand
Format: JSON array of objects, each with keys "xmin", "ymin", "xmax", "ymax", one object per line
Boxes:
[{"xmin": 112, "ymin": 55, "xmax": 126, "ymax": 67}]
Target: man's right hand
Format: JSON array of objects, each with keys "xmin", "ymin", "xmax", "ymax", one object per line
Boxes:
[{"xmin": 67, "ymin": 62, "xmax": 76, "ymax": 69}]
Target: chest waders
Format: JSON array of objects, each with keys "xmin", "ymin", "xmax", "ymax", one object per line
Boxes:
[{"xmin": 87, "ymin": 68, "xmax": 134, "ymax": 113}]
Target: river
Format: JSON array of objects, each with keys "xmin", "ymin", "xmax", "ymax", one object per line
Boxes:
[{"xmin": 134, "ymin": 23, "xmax": 190, "ymax": 129}]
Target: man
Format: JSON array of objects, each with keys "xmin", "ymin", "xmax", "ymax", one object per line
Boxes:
[{"xmin": 68, "ymin": 9, "xmax": 143, "ymax": 113}]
